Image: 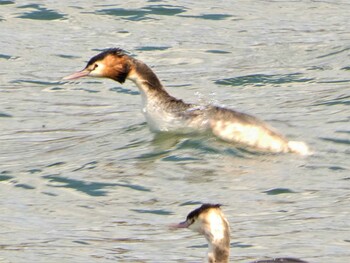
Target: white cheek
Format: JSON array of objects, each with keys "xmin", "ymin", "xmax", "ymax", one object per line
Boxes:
[
  {"xmin": 188, "ymin": 219, "xmax": 203, "ymax": 233},
  {"xmin": 90, "ymin": 64, "xmax": 106, "ymax": 77}
]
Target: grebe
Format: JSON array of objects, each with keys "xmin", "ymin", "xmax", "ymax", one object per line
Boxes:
[
  {"xmin": 171, "ymin": 204, "xmax": 309, "ymax": 263},
  {"xmin": 63, "ymin": 48, "xmax": 309, "ymax": 155}
]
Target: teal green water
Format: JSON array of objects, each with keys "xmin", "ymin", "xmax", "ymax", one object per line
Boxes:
[
  {"xmin": 17, "ymin": 4, "xmax": 66, "ymax": 20},
  {"xmin": 1, "ymin": 1, "xmax": 349, "ymax": 263}
]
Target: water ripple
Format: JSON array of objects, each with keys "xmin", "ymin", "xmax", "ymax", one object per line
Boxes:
[
  {"xmin": 179, "ymin": 201, "xmax": 203, "ymax": 206},
  {"xmin": 320, "ymin": 137, "xmax": 350, "ymax": 146},
  {"xmin": 162, "ymin": 155, "xmax": 200, "ymax": 162},
  {"xmin": 179, "ymin": 14, "xmax": 233, "ymax": 20},
  {"xmin": 263, "ymin": 188, "xmax": 297, "ymax": 195},
  {"xmin": 110, "ymin": 86, "xmax": 140, "ymax": 96},
  {"xmin": 72, "ymin": 161, "xmax": 98, "ymax": 172},
  {"xmin": 131, "ymin": 209, "xmax": 173, "ymax": 215},
  {"xmin": 17, "ymin": 4, "xmax": 66, "ymax": 20},
  {"xmin": 206, "ymin": 50, "xmax": 231, "ymax": 54},
  {"xmin": 0, "ymin": 1, "xmax": 14, "ymax": 5},
  {"xmin": 135, "ymin": 46, "xmax": 171, "ymax": 52},
  {"xmin": 46, "ymin": 162, "xmax": 66, "ymax": 168},
  {"xmin": 0, "ymin": 174, "xmax": 13, "ymax": 182},
  {"xmin": 11, "ymin": 79, "xmax": 61, "ymax": 86},
  {"xmin": 97, "ymin": 4, "xmax": 186, "ymax": 21},
  {"xmin": 15, "ymin": 183, "xmax": 35, "ymax": 190},
  {"xmin": 0, "ymin": 54, "xmax": 13, "ymax": 60},
  {"xmin": 316, "ymin": 47, "xmax": 350, "ymax": 59},
  {"xmin": 145, "ymin": 5, "xmax": 186, "ymax": 16},
  {"xmin": 215, "ymin": 73, "xmax": 314, "ymax": 87},
  {"xmin": 0, "ymin": 112, "xmax": 12, "ymax": 118},
  {"xmin": 97, "ymin": 7, "xmax": 146, "ymax": 19},
  {"xmin": 313, "ymin": 94, "xmax": 350, "ymax": 106},
  {"xmin": 42, "ymin": 174, "xmax": 151, "ymax": 196},
  {"xmin": 43, "ymin": 174, "xmax": 116, "ymax": 196}
]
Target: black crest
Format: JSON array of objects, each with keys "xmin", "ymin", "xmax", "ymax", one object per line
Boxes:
[
  {"xmin": 187, "ymin": 203, "xmax": 222, "ymax": 221},
  {"xmin": 87, "ymin": 48, "xmax": 126, "ymax": 66}
]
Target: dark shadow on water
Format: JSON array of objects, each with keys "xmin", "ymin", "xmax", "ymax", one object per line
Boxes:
[
  {"xmin": 146, "ymin": 5, "xmax": 186, "ymax": 16},
  {"xmin": 262, "ymin": 188, "xmax": 296, "ymax": 195},
  {"xmin": 131, "ymin": 209, "xmax": 173, "ymax": 215},
  {"xmin": 179, "ymin": 201, "xmax": 203, "ymax": 206},
  {"xmin": 110, "ymin": 86, "xmax": 140, "ymax": 96},
  {"xmin": 17, "ymin": 4, "xmax": 66, "ymax": 20},
  {"xmin": 42, "ymin": 174, "xmax": 151, "ymax": 196},
  {"xmin": 97, "ymin": 4, "xmax": 186, "ymax": 21}
]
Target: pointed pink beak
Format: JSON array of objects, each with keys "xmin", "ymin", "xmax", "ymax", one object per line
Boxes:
[
  {"xmin": 169, "ymin": 221, "xmax": 189, "ymax": 230},
  {"xmin": 62, "ymin": 69, "xmax": 90, "ymax": 80}
]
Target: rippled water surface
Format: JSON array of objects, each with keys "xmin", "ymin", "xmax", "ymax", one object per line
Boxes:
[{"xmin": 1, "ymin": 1, "xmax": 349, "ymax": 262}]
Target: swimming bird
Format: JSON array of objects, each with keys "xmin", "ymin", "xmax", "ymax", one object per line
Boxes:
[
  {"xmin": 63, "ymin": 48, "xmax": 309, "ymax": 154},
  {"xmin": 171, "ymin": 204, "xmax": 309, "ymax": 263}
]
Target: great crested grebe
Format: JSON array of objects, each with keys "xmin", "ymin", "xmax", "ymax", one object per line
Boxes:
[
  {"xmin": 63, "ymin": 48, "xmax": 310, "ymax": 154},
  {"xmin": 171, "ymin": 204, "xmax": 309, "ymax": 263}
]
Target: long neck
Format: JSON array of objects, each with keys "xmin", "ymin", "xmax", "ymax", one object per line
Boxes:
[
  {"xmin": 205, "ymin": 216, "xmax": 230, "ymax": 263},
  {"xmin": 127, "ymin": 58, "xmax": 172, "ymax": 101},
  {"xmin": 125, "ymin": 58, "xmax": 194, "ymax": 118}
]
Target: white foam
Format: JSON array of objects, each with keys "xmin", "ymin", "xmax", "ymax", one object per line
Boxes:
[{"xmin": 288, "ymin": 141, "xmax": 312, "ymax": 155}]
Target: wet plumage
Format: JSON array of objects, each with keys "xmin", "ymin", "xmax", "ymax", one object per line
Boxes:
[{"xmin": 64, "ymin": 48, "xmax": 310, "ymax": 154}]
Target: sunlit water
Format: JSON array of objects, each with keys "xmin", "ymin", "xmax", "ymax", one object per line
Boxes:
[{"xmin": 1, "ymin": 1, "xmax": 349, "ymax": 262}]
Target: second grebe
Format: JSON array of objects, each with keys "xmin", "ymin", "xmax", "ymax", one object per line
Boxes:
[
  {"xmin": 63, "ymin": 48, "xmax": 310, "ymax": 155},
  {"xmin": 171, "ymin": 204, "xmax": 309, "ymax": 263}
]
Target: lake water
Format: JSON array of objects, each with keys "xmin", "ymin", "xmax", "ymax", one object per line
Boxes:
[{"xmin": 1, "ymin": 1, "xmax": 349, "ymax": 262}]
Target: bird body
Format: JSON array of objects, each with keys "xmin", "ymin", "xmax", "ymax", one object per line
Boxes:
[
  {"xmin": 171, "ymin": 204, "xmax": 309, "ymax": 263},
  {"xmin": 64, "ymin": 48, "xmax": 310, "ymax": 154}
]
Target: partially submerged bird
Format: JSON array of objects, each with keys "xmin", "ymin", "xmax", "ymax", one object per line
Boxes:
[
  {"xmin": 171, "ymin": 204, "xmax": 309, "ymax": 263},
  {"xmin": 64, "ymin": 48, "xmax": 309, "ymax": 154}
]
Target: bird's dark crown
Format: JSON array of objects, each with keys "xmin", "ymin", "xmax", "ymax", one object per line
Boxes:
[
  {"xmin": 187, "ymin": 203, "xmax": 222, "ymax": 221},
  {"xmin": 87, "ymin": 48, "xmax": 126, "ymax": 66}
]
